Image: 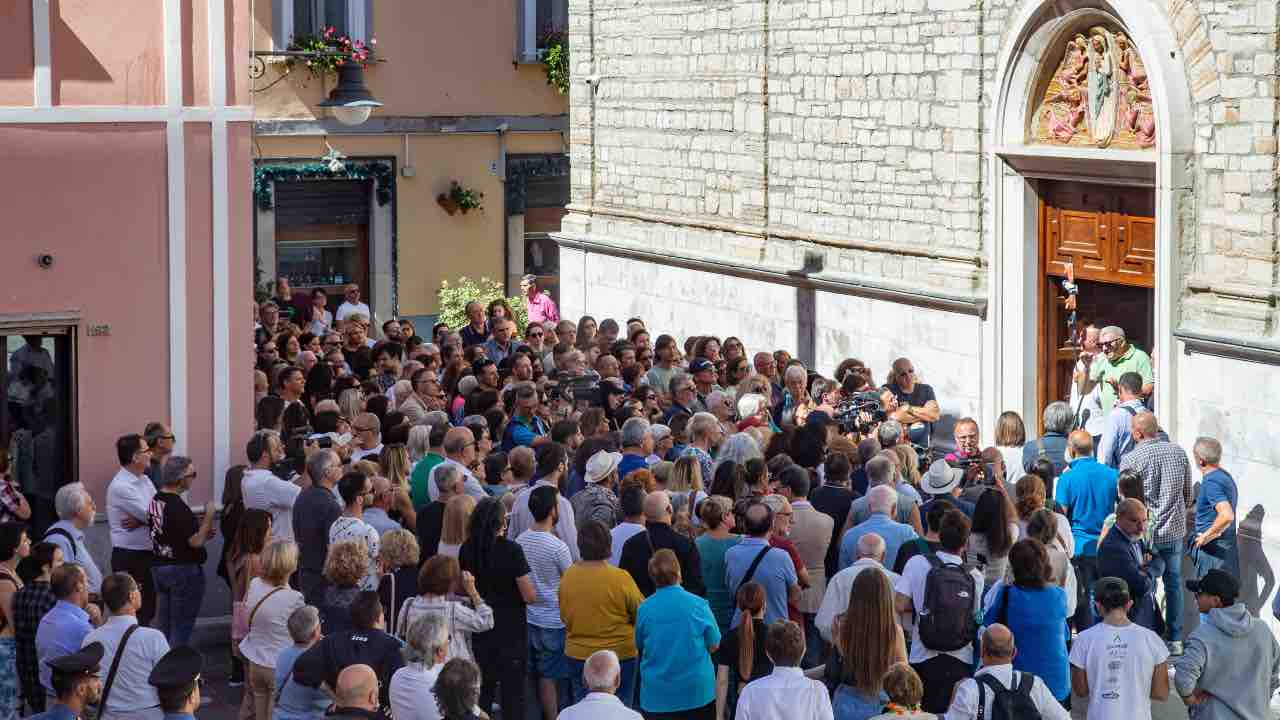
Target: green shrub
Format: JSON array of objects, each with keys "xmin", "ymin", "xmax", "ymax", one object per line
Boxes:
[{"xmin": 436, "ymin": 277, "xmax": 528, "ymax": 333}]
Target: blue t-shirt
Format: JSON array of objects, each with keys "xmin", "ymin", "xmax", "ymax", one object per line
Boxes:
[
  {"xmin": 1054, "ymin": 457, "xmax": 1119, "ymax": 557},
  {"xmin": 724, "ymin": 538, "xmax": 797, "ymax": 628},
  {"xmin": 1195, "ymin": 469, "xmax": 1238, "ymax": 539},
  {"xmin": 618, "ymin": 453, "xmax": 649, "ymax": 481},
  {"xmin": 635, "ymin": 585, "xmax": 720, "ymax": 713},
  {"xmin": 274, "ymin": 643, "xmax": 332, "ymax": 719}
]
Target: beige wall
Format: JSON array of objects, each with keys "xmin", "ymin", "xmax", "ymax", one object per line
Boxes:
[
  {"xmin": 257, "ymin": 131, "xmax": 565, "ymax": 316},
  {"xmin": 252, "ymin": 1, "xmax": 568, "ymax": 120}
]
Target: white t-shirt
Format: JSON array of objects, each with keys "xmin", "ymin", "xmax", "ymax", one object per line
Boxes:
[
  {"xmin": 894, "ymin": 551, "xmax": 984, "ymax": 665},
  {"xmin": 329, "ymin": 516, "xmax": 381, "ymax": 590},
  {"xmin": 336, "ymin": 300, "xmax": 371, "ymax": 323},
  {"xmin": 389, "ymin": 663, "xmax": 443, "ymax": 720},
  {"xmin": 1068, "ymin": 620, "xmax": 1169, "ymax": 720}
]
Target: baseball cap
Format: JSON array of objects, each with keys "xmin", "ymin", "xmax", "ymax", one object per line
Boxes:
[
  {"xmin": 922, "ymin": 459, "xmax": 963, "ymax": 495},
  {"xmin": 1186, "ymin": 569, "xmax": 1239, "ymax": 604},
  {"xmin": 689, "ymin": 358, "xmax": 715, "ymax": 374}
]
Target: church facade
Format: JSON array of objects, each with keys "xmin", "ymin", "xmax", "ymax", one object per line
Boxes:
[{"xmin": 554, "ymin": 0, "xmax": 1280, "ymax": 614}]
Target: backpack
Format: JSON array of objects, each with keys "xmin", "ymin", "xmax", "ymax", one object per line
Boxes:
[
  {"xmin": 1115, "ymin": 404, "xmax": 1140, "ymax": 461},
  {"xmin": 976, "ymin": 671, "xmax": 1042, "ymax": 720},
  {"xmin": 915, "ymin": 554, "xmax": 977, "ymax": 652}
]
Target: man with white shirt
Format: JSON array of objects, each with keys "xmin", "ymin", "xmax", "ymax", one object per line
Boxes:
[
  {"xmin": 894, "ymin": 507, "xmax": 983, "ymax": 714},
  {"xmin": 349, "ymin": 413, "xmax": 384, "ymax": 463},
  {"xmin": 329, "ymin": 472, "xmax": 382, "ymax": 590},
  {"xmin": 1069, "ymin": 576, "xmax": 1169, "ymax": 720},
  {"xmin": 334, "ymin": 283, "xmax": 371, "ymax": 329},
  {"xmin": 241, "ymin": 430, "xmax": 301, "ymax": 541},
  {"xmin": 107, "ymin": 433, "xmax": 158, "ymax": 625},
  {"xmin": 45, "ymin": 482, "xmax": 103, "ymax": 595},
  {"xmin": 558, "ymin": 650, "xmax": 642, "ymax": 720},
  {"xmin": 734, "ymin": 620, "xmax": 833, "ymax": 720},
  {"xmin": 427, "ymin": 427, "xmax": 489, "ymax": 502},
  {"xmin": 83, "ymin": 573, "xmax": 171, "ymax": 720},
  {"xmin": 944, "ymin": 624, "xmax": 1069, "ymax": 720},
  {"xmin": 815, "ymin": 533, "xmax": 900, "ymax": 642}
]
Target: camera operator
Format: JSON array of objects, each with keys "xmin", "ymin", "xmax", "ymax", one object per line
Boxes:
[{"xmin": 881, "ymin": 358, "xmax": 940, "ymax": 448}]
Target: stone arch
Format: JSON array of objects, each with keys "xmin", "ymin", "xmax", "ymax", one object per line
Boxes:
[{"xmin": 982, "ymin": 0, "xmax": 1202, "ymax": 437}]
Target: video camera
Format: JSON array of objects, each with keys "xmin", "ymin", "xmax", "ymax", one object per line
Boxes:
[
  {"xmin": 548, "ymin": 370, "xmax": 604, "ymax": 407},
  {"xmin": 831, "ymin": 391, "xmax": 888, "ymax": 436}
]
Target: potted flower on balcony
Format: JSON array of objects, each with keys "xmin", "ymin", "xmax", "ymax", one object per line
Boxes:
[
  {"xmin": 285, "ymin": 26, "xmax": 375, "ymax": 82},
  {"xmin": 541, "ymin": 29, "xmax": 569, "ymax": 95},
  {"xmin": 437, "ymin": 182, "xmax": 485, "ymax": 216}
]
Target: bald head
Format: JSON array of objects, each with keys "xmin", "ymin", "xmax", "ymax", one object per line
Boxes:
[
  {"xmin": 442, "ymin": 427, "xmax": 475, "ymax": 457},
  {"xmin": 1117, "ymin": 497, "xmax": 1146, "ymax": 521},
  {"xmin": 335, "ymin": 664, "xmax": 379, "ymax": 710},
  {"xmin": 1067, "ymin": 429, "xmax": 1093, "ymax": 458},
  {"xmin": 643, "ymin": 490, "xmax": 671, "ymax": 524},
  {"xmin": 981, "ymin": 624, "xmax": 1015, "ymax": 663},
  {"xmin": 584, "ymin": 650, "xmax": 622, "ymax": 692},
  {"xmin": 857, "ymin": 532, "xmax": 886, "ymax": 562},
  {"xmin": 1131, "ymin": 411, "xmax": 1160, "ymax": 440}
]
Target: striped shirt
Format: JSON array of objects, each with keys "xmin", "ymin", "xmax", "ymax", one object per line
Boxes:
[
  {"xmin": 515, "ymin": 530, "xmax": 571, "ymax": 629},
  {"xmin": 1119, "ymin": 439, "xmax": 1193, "ymax": 545}
]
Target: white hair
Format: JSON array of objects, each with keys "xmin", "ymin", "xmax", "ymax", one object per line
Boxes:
[
  {"xmin": 867, "ymin": 484, "xmax": 898, "ymax": 515},
  {"xmin": 737, "ymin": 393, "xmax": 767, "ymax": 419},
  {"xmin": 583, "ymin": 650, "xmax": 621, "ymax": 692},
  {"xmin": 402, "ymin": 614, "xmax": 450, "ymax": 667},
  {"xmin": 857, "ymin": 532, "xmax": 886, "ymax": 561},
  {"xmin": 54, "ymin": 482, "xmax": 91, "ymax": 520},
  {"xmin": 714, "ymin": 432, "xmax": 763, "ymax": 475},
  {"xmin": 407, "ymin": 425, "xmax": 431, "ymax": 463},
  {"xmin": 688, "ymin": 412, "xmax": 720, "ymax": 442},
  {"xmin": 784, "ymin": 364, "xmax": 807, "ymax": 383}
]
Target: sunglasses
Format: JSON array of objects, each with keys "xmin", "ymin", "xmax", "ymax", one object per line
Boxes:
[{"xmin": 1100, "ymin": 339, "xmax": 1121, "ymax": 350}]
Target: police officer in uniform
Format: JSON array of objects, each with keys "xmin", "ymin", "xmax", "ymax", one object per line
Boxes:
[
  {"xmin": 30, "ymin": 642, "xmax": 104, "ymax": 719},
  {"xmin": 147, "ymin": 646, "xmax": 204, "ymax": 720}
]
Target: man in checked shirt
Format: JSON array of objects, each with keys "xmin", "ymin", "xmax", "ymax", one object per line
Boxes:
[{"xmin": 1120, "ymin": 411, "xmax": 1193, "ymax": 656}]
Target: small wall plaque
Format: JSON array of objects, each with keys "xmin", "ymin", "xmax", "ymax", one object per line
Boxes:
[{"xmin": 87, "ymin": 324, "xmax": 111, "ymax": 336}]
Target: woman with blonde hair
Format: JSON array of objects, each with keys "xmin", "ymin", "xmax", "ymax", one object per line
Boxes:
[
  {"xmin": 379, "ymin": 443, "xmax": 411, "ymax": 489},
  {"xmin": 313, "ymin": 539, "xmax": 368, "ymax": 636},
  {"xmin": 397, "ymin": 555, "xmax": 494, "ymax": 661},
  {"xmin": 437, "ymin": 494, "xmax": 476, "ymax": 558},
  {"xmin": 238, "ymin": 539, "xmax": 305, "ymax": 720},
  {"xmin": 378, "ymin": 528, "xmax": 421, "ymax": 636},
  {"xmin": 668, "ymin": 455, "xmax": 706, "ymax": 533},
  {"xmin": 889, "ymin": 443, "xmax": 923, "ymax": 490},
  {"xmin": 831, "ymin": 569, "xmax": 907, "ymax": 719},
  {"xmin": 994, "ymin": 411, "xmax": 1028, "ymax": 484}
]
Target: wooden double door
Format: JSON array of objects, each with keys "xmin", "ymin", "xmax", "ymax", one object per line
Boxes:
[{"xmin": 1037, "ymin": 181, "xmax": 1155, "ymax": 419}]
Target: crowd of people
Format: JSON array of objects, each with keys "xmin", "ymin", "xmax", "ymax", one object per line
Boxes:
[{"xmin": 0, "ymin": 275, "xmax": 1275, "ymax": 720}]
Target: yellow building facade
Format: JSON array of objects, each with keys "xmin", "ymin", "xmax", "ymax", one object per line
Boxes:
[{"xmin": 251, "ymin": 0, "xmax": 569, "ymax": 328}]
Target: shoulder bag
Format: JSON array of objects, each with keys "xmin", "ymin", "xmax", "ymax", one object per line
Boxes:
[
  {"xmin": 233, "ymin": 585, "xmax": 284, "ymax": 641},
  {"xmin": 98, "ymin": 624, "xmax": 140, "ymax": 714}
]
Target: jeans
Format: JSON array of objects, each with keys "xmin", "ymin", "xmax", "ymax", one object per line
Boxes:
[
  {"xmin": 151, "ymin": 563, "xmax": 206, "ymax": 647},
  {"xmin": 1191, "ymin": 535, "xmax": 1239, "ymax": 580},
  {"xmin": 832, "ymin": 685, "xmax": 889, "ymax": 720},
  {"xmin": 567, "ymin": 656, "xmax": 637, "ymax": 708},
  {"xmin": 1152, "ymin": 539, "xmax": 1184, "ymax": 642},
  {"xmin": 473, "ymin": 626, "xmax": 527, "ymax": 720},
  {"xmin": 802, "ymin": 613, "xmax": 825, "ymax": 669}
]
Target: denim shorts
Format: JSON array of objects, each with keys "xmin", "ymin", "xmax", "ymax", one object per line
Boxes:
[{"xmin": 528, "ymin": 625, "xmax": 571, "ymax": 680}]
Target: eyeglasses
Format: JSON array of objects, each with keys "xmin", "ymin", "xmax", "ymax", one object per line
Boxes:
[
  {"xmin": 528, "ymin": 332, "xmax": 544, "ymax": 338},
  {"xmin": 898, "ymin": 368, "xmax": 915, "ymax": 377},
  {"xmin": 183, "ymin": 472, "xmax": 198, "ymax": 480},
  {"xmin": 1100, "ymin": 339, "xmax": 1121, "ymax": 350},
  {"xmin": 158, "ymin": 434, "xmax": 175, "ymax": 441}
]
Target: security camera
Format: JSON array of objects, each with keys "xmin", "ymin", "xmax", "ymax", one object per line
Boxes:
[{"xmin": 36, "ymin": 254, "xmax": 54, "ymax": 269}]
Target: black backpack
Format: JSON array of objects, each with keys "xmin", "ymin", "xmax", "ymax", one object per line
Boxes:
[
  {"xmin": 976, "ymin": 671, "xmax": 1042, "ymax": 720},
  {"xmin": 915, "ymin": 554, "xmax": 977, "ymax": 652}
]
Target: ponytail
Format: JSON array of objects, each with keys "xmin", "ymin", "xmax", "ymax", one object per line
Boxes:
[{"xmin": 733, "ymin": 581, "xmax": 766, "ymax": 682}]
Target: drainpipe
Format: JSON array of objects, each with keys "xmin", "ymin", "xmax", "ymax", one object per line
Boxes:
[{"xmin": 497, "ymin": 122, "xmax": 510, "ymax": 295}]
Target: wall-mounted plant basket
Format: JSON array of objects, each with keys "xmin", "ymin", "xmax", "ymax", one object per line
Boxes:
[{"xmin": 438, "ymin": 181, "xmax": 484, "ymax": 215}]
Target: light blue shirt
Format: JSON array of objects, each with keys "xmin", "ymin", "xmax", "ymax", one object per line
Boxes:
[
  {"xmin": 273, "ymin": 643, "xmax": 331, "ymax": 719},
  {"xmin": 35, "ymin": 601, "xmax": 92, "ymax": 693},
  {"xmin": 634, "ymin": 585, "xmax": 720, "ymax": 713},
  {"xmin": 30, "ymin": 706, "xmax": 79, "ymax": 720},
  {"xmin": 362, "ymin": 507, "xmax": 400, "ymax": 539},
  {"xmin": 43, "ymin": 521, "xmax": 102, "ymax": 594},
  {"xmin": 1097, "ymin": 399, "xmax": 1145, "ymax": 468},
  {"xmin": 724, "ymin": 537, "xmax": 797, "ymax": 629},
  {"xmin": 1055, "ymin": 457, "xmax": 1119, "ymax": 557},
  {"xmin": 839, "ymin": 513, "xmax": 918, "ymax": 573}
]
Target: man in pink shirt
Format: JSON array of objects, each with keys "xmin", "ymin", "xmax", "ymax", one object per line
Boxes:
[{"xmin": 522, "ymin": 274, "xmax": 560, "ymax": 325}]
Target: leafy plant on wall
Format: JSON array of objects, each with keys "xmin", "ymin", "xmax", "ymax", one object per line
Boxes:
[
  {"xmin": 437, "ymin": 181, "xmax": 485, "ymax": 215},
  {"xmin": 542, "ymin": 30, "xmax": 569, "ymax": 94},
  {"xmin": 437, "ymin": 277, "xmax": 528, "ymax": 333}
]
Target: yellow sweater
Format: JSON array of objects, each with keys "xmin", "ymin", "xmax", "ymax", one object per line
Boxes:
[{"xmin": 558, "ymin": 562, "xmax": 645, "ymax": 660}]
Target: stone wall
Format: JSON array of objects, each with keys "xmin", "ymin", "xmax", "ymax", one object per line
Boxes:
[{"xmin": 566, "ymin": 0, "xmax": 1280, "ymax": 337}]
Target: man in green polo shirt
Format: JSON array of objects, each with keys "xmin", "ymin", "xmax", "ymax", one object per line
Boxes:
[{"xmin": 1079, "ymin": 325, "xmax": 1153, "ymax": 412}]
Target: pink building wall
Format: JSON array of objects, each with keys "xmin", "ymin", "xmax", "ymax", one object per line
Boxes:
[{"xmin": 1, "ymin": 0, "xmax": 255, "ymax": 505}]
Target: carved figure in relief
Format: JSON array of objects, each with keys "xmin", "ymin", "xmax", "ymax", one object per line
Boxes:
[{"xmin": 1032, "ymin": 25, "xmax": 1156, "ymax": 149}]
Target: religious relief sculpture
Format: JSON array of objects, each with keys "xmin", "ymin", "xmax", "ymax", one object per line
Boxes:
[{"xmin": 1033, "ymin": 26, "xmax": 1155, "ymax": 149}]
